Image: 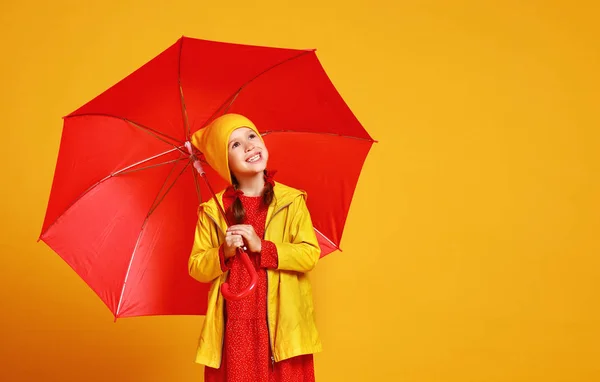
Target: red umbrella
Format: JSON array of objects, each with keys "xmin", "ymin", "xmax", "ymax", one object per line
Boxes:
[{"xmin": 40, "ymin": 36, "xmax": 375, "ymax": 319}]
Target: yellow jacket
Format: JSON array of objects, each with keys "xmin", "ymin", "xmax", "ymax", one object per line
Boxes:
[{"xmin": 188, "ymin": 182, "xmax": 322, "ymax": 368}]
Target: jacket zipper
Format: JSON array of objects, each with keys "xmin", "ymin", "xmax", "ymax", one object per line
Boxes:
[
  {"xmin": 266, "ymin": 274, "xmax": 275, "ymax": 370},
  {"xmin": 264, "ymin": 201, "xmax": 293, "ymax": 370},
  {"xmin": 264, "ymin": 201, "xmax": 293, "ymax": 233}
]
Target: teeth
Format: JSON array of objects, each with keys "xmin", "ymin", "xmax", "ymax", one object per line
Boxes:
[{"xmin": 247, "ymin": 154, "xmax": 260, "ymax": 163}]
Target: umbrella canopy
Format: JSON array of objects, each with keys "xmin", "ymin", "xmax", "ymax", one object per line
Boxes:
[{"xmin": 40, "ymin": 36, "xmax": 375, "ymax": 319}]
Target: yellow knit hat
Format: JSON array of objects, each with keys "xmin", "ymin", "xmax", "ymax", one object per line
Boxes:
[{"xmin": 190, "ymin": 113, "xmax": 263, "ymax": 184}]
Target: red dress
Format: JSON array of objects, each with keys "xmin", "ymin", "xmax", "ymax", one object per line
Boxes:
[{"xmin": 204, "ymin": 192, "xmax": 316, "ymax": 382}]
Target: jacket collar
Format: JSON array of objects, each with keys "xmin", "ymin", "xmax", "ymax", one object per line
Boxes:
[{"xmin": 200, "ymin": 181, "xmax": 305, "ymax": 229}]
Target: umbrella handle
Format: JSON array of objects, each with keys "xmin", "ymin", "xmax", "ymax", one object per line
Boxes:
[
  {"xmin": 186, "ymin": 144, "xmax": 258, "ymax": 301},
  {"xmin": 221, "ymin": 248, "xmax": 258, "ymax": 300}
]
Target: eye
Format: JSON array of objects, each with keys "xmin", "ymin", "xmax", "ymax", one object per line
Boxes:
[
  {"xmin": 231, "ymin": 142, "xmax": 240, "ymax": 149},
  {"xmin": 249, "ymin": 133, "xmax": 257, "ymax": 139}
]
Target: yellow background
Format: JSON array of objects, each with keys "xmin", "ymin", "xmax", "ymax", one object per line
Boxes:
[{"xmin": 1, "ymin": 1, "xmax": 599, "ymax": 381}]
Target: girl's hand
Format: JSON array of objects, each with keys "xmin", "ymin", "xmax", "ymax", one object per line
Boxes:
[
  {"xmin": 227, "ymin": 225, "xmax": 262, "ymax": 253},
  {"xmin": 224, "ymin": 233, "xmax": 244, "ymax": 259}
]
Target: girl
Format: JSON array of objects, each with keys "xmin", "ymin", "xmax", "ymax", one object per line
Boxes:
[{"xmin": 188, "ymin": 113, "xmax": 322, "ymax": 381}]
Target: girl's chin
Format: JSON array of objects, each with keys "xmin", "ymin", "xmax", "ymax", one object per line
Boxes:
[{"xmin": 237, "ymin": 166, "xmax": 268, "ymax": 177}]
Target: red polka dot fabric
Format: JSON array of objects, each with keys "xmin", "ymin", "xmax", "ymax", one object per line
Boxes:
[{"xmin": 205, "ymin": 192, "xmax": 316, "ymax": 382}]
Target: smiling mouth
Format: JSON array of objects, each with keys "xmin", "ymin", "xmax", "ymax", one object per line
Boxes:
[{"xmin": 246, "ymin": 153, "xmax": 261, "ymax": 163}]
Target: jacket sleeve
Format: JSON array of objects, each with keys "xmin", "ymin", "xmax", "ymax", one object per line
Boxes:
[
  {"xmin": 188, "ymin": 207, "xmax": 225, "ymax": 283},
  {"xmin": 274, "ymin": 195, "xmax": 321, "ymax": 273}
]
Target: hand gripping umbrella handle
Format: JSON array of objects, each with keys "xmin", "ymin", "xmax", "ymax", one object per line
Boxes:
[
  {"xmin": 185, "ymin": 141, "xmax": 259, "ymax": 301},
  {"xmin": 220, "ymin": 247, "xmax": 258, "ymax": 300}
]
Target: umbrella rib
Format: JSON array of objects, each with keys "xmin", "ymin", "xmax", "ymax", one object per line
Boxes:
[
  {"xmin": 313, "ymin": 227, "xmax": 340, "ymax": 251},
  {"xmin": 65, "ymin": 113, "xmax": 182, "ymax": 147},
  {"xmin": 201, "ymin": 50, "xmax": 314, "ymax": 126},
  {"xmin": 115, "ymin": 215, "xmax": 148, "ymax": 318},
  {"xmin": 261, "ymin": 129, "xmax": 377, "ymax": 142},
  {"xmin": 142, "ymin": 151, "xmax": 186, "ymax": 219},
  {"xmin": 117, "ymin": 157, "xmax": 186, "ymax": 177},
  {"xmin": 111, "ymin": 147, "xmax": 183, "ymax": 177},
  {"xmin": 127, "ymin": 120, "xmax": 188, "ymax": 154},
  {"xmin": 180, "ymin": 85, "xmax": 191, "ymax": 140},
  {"xmin": 192, "ymin": 163, "xmax": 202, "ymax": 204},
  {"xmin": 147, "ymin": 159, "xmax": 192, "ymax": 218},
  {"xmin": 40, "ymin": 148, "xmax": 182, "ymax": 237},
  {"xmin": 177, "ymin": 38, "xmax": 192, "ymax": 140},
  {"xmin": 115, "ymin": 155, "xmax": 189, "ymax": 317}
]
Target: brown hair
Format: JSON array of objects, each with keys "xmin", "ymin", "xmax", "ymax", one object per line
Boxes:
[{"xmin": 230, "ymin": 170, "xmax": 274, "ymax": 224}]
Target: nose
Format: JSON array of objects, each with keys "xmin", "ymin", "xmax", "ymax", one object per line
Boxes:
[{"xmin": 244, "ymin": 142, "xmax": 255, "ymax": 152}]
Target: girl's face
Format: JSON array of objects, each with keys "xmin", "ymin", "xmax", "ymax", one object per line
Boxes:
[{"xmin": 227, "ymin": 127, "xmax": 269, "ymax": 178}]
